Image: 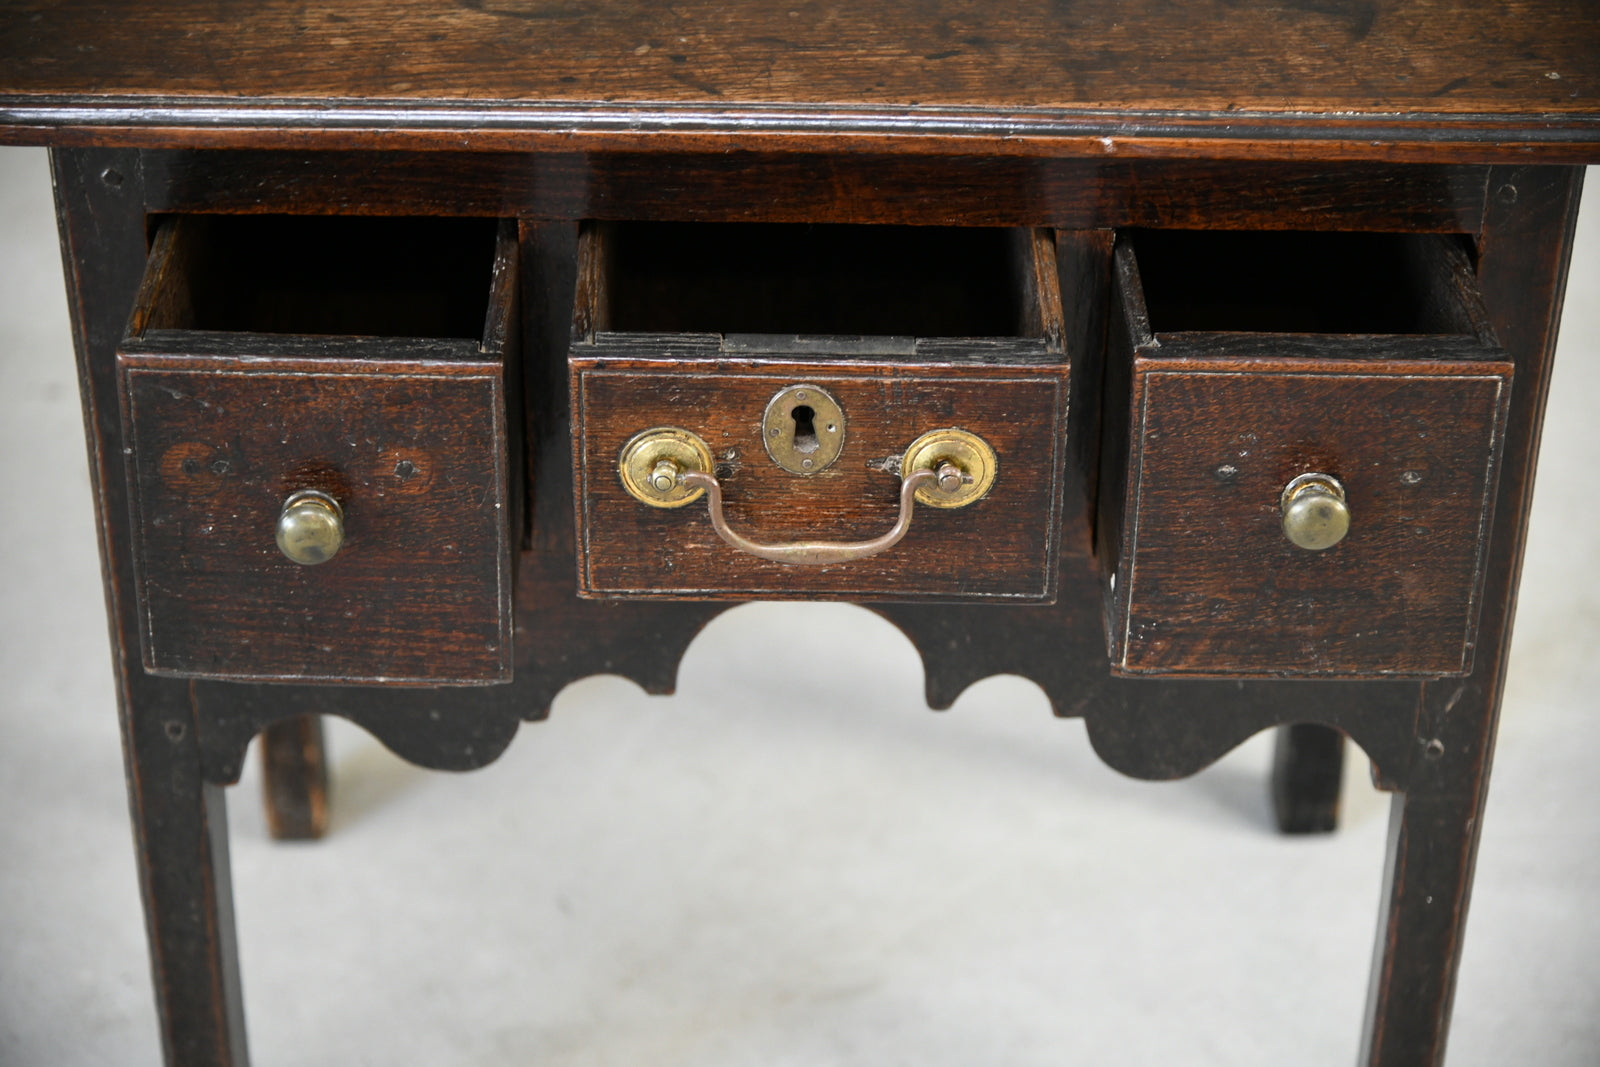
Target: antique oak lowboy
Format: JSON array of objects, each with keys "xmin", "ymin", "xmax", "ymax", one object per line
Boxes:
[{"xmin": 2, "ymin": 1, "xmax": 1597, "ymax": 1064}]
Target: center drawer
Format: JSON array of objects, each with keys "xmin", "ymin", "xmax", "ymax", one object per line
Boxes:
[{"xmin": 570, "ymin": 222, "xmax": 1070, "ymax": 601}]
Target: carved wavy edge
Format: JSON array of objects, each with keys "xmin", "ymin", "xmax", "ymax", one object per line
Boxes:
[
  {"xmin": 201, "ymin": 598, "xmax": 1422, "ymax": 796},
  {"xmin": 197, "ymin": 601, "xmax": 736, "ymax": 785},
  {"xmin": 877, "ymin": 603, "xmax": 1422, "ymax": 787}
]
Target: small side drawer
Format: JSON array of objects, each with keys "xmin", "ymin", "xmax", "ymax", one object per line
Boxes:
[
  {"xmin": 118, "ymin": 216, "xmax": 517, "ymax": 685},
  {"xmin": 1103, "ymin": 230, "xmax": 1513, "ymax": 678},
  {"xmin": 571, "ymin": 222, "xmax": 1069, "ymax": 601}
]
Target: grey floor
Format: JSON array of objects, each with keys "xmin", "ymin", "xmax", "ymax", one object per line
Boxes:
[{"xmin": 0, "ymin": 147, "xmax": 1595, "ymax": 1067}]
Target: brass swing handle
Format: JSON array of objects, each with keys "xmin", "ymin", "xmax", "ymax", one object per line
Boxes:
[
  {"xmin": 680, "ymin": 467, "xmax": 938, "ymax": 565},
  {"xmin": 617, "ymin": 426, "xmax": 997, "ymax": 566}
]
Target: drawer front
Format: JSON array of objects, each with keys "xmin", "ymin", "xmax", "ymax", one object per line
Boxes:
[
  {"xmin": 1104, "ymin": 231, "xmax": 1513, "ymax": 677},
  {"xmin": 117, "ymin": 215, "xmax": 517, "ymax": 685},
  {"xmin": 571, "ymin": 221, "xmax": 1069, "ymax": 601},
  {"xmin": 1109, "ymin": 359, "xmax": 1511, "ymax": 676},
  {"xmin": 573, "ymin": 361, "xmax": 1067, "ymax": 600},
  {"xmin": 121, "ymin": 357, "xmax": 512, "ymax": 684}
]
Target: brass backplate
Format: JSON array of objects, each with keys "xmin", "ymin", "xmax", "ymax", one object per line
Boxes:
[
  {"xmin": 618, "ymin": 427, "xmax": 714, "ymax": 508},
  {"xmin": 762, "ymin": 383, "xmax": 845, "ymax": 475},
  {"xmin": 903, "ymin": 428, "xmax": 998, "ymax": 508}
]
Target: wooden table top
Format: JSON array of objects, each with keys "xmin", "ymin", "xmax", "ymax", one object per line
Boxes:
[{"xmin": 1, "ymin": 0, "xmax": 1597, "ymax": 161}]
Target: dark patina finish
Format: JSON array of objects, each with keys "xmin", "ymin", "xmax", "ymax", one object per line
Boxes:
[{"xmin": 7, "ymin": 3, "xmax": 1597, "ymax": 1064}]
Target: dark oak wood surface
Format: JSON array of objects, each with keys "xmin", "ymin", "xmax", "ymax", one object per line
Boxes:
[
  {"xmin": 116, "ymin": 218, "xmax": 518, "ymax": 685},
  {"xmin": 1100, "ymin": 229, "xmax": 1516, "ymax": 677},
  {"xmin": 121, "ymin": 352, "xmax": 514, "ymax": 683},
  {"xmin": 571, "ymin": 220, "xmax": 1068, "ymax": 600},
  {"xmin": 137, "ymin": 152, "xmax": 1501, "ymax": 231},
  {"xmin": 33, "ymin": 72, "xmax": 1592, "ymax": 1065},
  {"xmin": 1, "ymin": 1, "xmax": 1598, "ymax": 160},
  {"xmin": 1272, "ymin": 723, "xmax": 1346, "ymax": 834},
  {"xmin": 259, "ymin": 715, "xmax": 329, "ymax": 840},
  {"xmin": 1109, "ymin": 356, "xmax": 1513, "ymax": 676},
  {"xmin": 574, "ymin": 359, "xmax": 1068, "ymax": 599}
]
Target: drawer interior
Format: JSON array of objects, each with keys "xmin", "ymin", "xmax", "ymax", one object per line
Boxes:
[
  {"xmin": 583, "ymin": 222, "xmax": 1047, "ymax": 340},
  {"xmin": 1128, "ymin": 229, "xmax": 1485, "ymax": 337},
  {"xmin": 139, "ymin": 215, "xmax": 501, "ymax": 340}
]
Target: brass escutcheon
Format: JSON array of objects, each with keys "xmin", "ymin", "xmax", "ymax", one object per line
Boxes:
[
  {"xmin": 618, "ymin": 427, "xmax": 714, "ymax": 508},
  {"xmin": 902, "ymin": 429, "xmax": 998, "ymax": 508},
  {"xmin": 762, "ymin": 383, "xmax": 846, "ymax": 475}
]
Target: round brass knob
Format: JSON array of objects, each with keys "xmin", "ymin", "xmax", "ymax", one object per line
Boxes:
[
  {"xmin": 276, "ymin": 490, "xmax": 345, "ymax": 565},
  {"xmin": 649, "ymin": 459, "xmax": 680, "ymax": 493},
  {"xmin": 1280, "ymin": 473, "xmax": 1350, "ymax": 551}
]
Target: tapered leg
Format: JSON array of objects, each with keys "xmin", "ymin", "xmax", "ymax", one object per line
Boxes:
[
  {"xmin": 260, "ymin": 715, "xmax": 330, "ymax": 840},
  {"xmin": 1271, "ymin": 724, "xmax": 1345, "ymax": 834},
  {"xmin": 1359, "ymin": 694, "xmax": 1492, "ymax": 1067},
  {"xmin": 53, "ymin": 146, "xmax": 251, "ymax": 1065},
  {"xmin": 122, "ymin": 679, "xmax": 251, "ymax": 1067},
  {"xmin": 1359, "ymin": 163, "xmax": 1586, "ymax": 1067}
]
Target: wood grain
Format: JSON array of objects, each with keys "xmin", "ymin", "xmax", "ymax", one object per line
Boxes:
[
  {"xmin": 260, "ymin": 715, "xmax": 329, "ymax": 840},
  {"xmin": 1104, "ymin": 229, "xmax": 1515, "ymax": 677},
  {"xmin": 1358, "ymin": 163, "xmax": 1588, "ymax": 1067},
  {"xmin": 139, "ymin": 152, "xmax": 1495, "ymax": 234},
  {"xmin": 42, "ymin": 130, "xmax": 1591, "ymax": 1067},
  {"xmin": 574, "ymin": 361, "xmax": 1067, "ymax": 600},
  {"xmin": 117, "ymin": 218, "xmax": 517, "ymax": 684},
  {"xmin": 572, "ymin": 221, "xmax": 1067, "ymax": 600},
  {"xmin": 52, "ymin": 146, "xmax": 252, "ymax": 1067},
  {"xmin": 0, "ymin": 1, "xmax": 1596, "ymax": 160}
]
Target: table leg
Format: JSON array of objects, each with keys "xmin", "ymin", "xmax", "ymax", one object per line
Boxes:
[
  {"xmin": 1359, "ymin": 793, "xmax": 1483, "ymax": 1066},
  {"xmin": 1271, "ymin": 723, "xmax": 1345, "ymax": 834},
  {"xmin": 1356, "ymin": 163, "xmax": 1588, "ymax": 1067},
  {"xmin": 52, "ymin": 145, "xmax": 252, "ymax": 1065},
  {"xmin": 1359, "ymin": 678, "xmax": 1498, "ymax": 1067},
  {"xmin": 121, "ymin": 678, "xmax": 250, "ymax": 1067},
  {"xmin": 260, "ymin": 715, "xmax": 330, "ymax": 840}
]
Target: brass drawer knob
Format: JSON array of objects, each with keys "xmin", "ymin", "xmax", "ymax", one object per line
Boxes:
[
  {"xmin": 276, "ymin": 489, "xmax": 345, "ymax": 565},
  {"xmin": 1280, "ymin": 473, "xmax": 1350, "ymax": 551}
]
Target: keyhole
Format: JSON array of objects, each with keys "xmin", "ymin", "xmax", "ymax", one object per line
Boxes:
[
  {"xmin": 791, "ymin": 405, "xmax": 819, "ymax": 455},
  {"xmin": 761, "ymin": 384, "xmax": 844, "ymax": 474}
]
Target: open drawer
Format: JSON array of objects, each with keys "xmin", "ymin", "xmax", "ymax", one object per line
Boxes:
[
  {"xmin": 1101, "ymin": 230, "xmax": 1513, "ymax": 678},
  {"xmin": 117, "ymin": 215, "xmax": 517, "ymax": 685},
  {"xmin": 570, "ymin": 222, "xmax": 1069, "ymax": 601}
]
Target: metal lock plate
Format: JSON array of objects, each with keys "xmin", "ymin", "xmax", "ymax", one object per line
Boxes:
[{"xmin": 762, "ymin": 383, "xmax": 845, "ymax": 475}]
